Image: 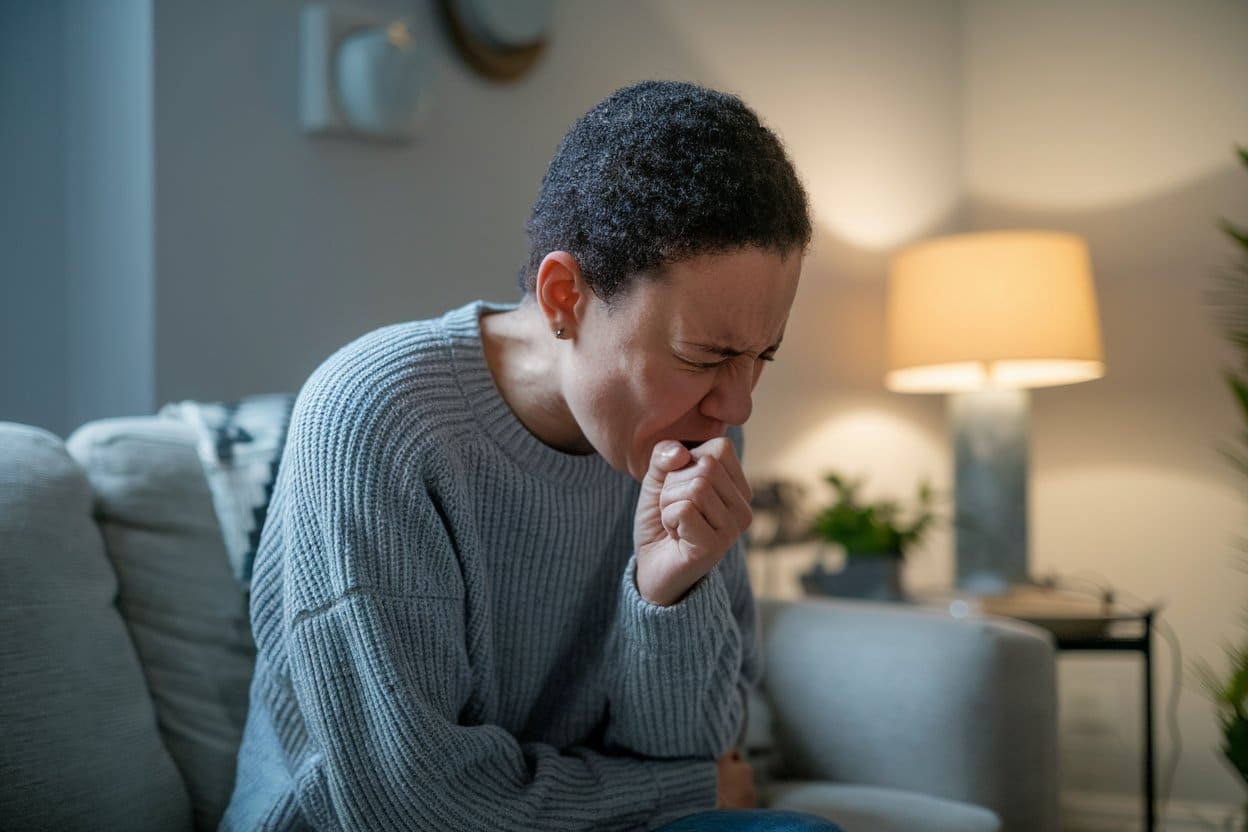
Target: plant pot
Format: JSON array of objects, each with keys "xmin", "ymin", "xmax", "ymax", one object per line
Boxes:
[{"xmin": 800, "ymin": 552, "xmax": 903, "ymax": 601}]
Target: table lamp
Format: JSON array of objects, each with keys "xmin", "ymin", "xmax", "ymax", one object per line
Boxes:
[{"xmin": 885, "ymin": 230, "xmax": 1105, "ymax": 594}]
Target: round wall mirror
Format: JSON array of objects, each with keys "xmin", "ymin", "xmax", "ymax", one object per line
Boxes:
[{"xmin": 440, "ymin": 0, "xmax": 556, "ymax": 81}]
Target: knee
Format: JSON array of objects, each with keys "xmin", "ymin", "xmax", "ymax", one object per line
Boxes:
[
  {"xmin": 763, "ymin": 813, "xmax": 843, "ymax": 832},
  {"xmin": 755, "ymin": 810, "xmax": 846, "ymax": 832},
  {"xmin": 659, "ymin": 809, "xmax": 847, "ymax": 832}
]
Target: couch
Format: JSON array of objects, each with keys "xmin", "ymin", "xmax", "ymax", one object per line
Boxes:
[{"xmin": 0, "ymin": 410, "xmax": 1059, "ymax": 832}]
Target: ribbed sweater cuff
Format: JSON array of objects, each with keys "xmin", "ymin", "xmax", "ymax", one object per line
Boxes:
[{"xmin": 619, "ymin": 555, "xmax": 735, "ymax": 650}]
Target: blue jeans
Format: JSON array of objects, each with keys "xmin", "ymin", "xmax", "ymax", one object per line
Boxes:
[{"xmin": 657, "ymin": 809, "xmax": 846, "ymax": 831}]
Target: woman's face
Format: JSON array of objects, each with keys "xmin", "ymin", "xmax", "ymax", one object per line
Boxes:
[{"xmin": 565, "ymin": 246, "xmax": 802, "ymax": 481}]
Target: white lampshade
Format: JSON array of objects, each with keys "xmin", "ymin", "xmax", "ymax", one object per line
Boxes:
[{"xmin": 885, "ymin": 231, "xmax": 1105, "ymax": 393}]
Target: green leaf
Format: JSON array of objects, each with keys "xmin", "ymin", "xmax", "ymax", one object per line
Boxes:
[
  {"xmin": 1220, "ymin": 218, "xmax": 1248, "ymax": 251},
  {"xmin": 1228, "ymin": 650, "xmax": 1248, "ymax": 706},
  {"xmin": 1228, "ymin": 373, "xmax": 1248, "ymax": 420},
  {"xmin": 1224, "ymin": 712, "xmax": 1248, "ymax": 781},
  {"xmin": 811, "ymin": 470, "xmax": 944, "ymax": 557}
]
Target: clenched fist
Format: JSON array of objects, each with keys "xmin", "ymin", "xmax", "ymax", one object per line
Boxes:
[{"xmin": 633, "ymin": 437, "xmax": 752, "ymax": 607}]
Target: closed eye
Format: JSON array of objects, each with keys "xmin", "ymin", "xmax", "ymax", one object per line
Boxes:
[
  {"xmin": 679, "ymin": 348, "xmax": 777, "ymax": 371},
  {"xmin": 684, "ymin": 355, "xmax": 774, "ymax": 370},
  {"xmin": 678, "ymin": 338, "xmax": 783, "ymax": 367}
]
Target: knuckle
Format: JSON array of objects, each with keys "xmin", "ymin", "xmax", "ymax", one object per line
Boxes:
[{"xmin": 670, "ymin": 500, "xmax": 698, "ymax": 524}]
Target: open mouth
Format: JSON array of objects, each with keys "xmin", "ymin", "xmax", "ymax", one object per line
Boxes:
[{"xmin": 680, "ymin": 440, "xmax": 702, "ymax": 450}]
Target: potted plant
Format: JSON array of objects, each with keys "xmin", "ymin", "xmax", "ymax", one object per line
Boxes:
[
  {"xmin": 800, "ymin": 471, "xmax": 941, "ymax": 601},
  {"xmin": 1199, "ymin": 144, "xmax": 1248, "ymax": 825}
]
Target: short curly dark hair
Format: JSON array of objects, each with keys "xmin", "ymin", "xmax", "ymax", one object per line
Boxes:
[{"xmin": 520, "ymin": 80, "xmax": 812, "ymax": 301}]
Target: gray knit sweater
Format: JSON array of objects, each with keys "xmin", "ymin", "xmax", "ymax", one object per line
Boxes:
[{"xmin": 220, "ymin": 302, "xmax": 762, "ymax": 831}]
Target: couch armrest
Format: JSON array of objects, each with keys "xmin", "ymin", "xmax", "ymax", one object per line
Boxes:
[{"xmin": 756, "ymin": 596, "xmax": 1058, "ymax": 832}]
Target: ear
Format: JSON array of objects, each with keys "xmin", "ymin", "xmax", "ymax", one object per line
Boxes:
[{"xmin": 534, "ymin": 251, "xmax": 589, "ymax": 338}]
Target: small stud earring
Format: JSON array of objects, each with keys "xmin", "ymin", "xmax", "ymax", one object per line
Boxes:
[{"xmin": 554, "ymin": 327, "xmax": 566, "ymax": 339}]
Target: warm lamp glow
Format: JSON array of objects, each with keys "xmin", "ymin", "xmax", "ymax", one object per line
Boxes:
[{"xmin": 885, "ymin": 231, "xmax": 1105, "ymax": 393}]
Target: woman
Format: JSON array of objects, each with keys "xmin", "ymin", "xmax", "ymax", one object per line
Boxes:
[{"xmin": 222, "ymin": 81, "xmax": 842, "ymax": 831}]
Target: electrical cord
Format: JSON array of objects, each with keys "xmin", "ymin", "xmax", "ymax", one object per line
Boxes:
[
  {"xmin": 1035, "ymin": 570, "xmax": 1185, "ymax": 828},
  {"xmin": 1155, "ymin": 617, "xmax": 1186, "ymax": 830}
]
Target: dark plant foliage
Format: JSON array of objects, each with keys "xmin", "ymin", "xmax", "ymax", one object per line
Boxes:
[{"xmin": 1197, "ymin": 145, "xmax": 1248, "ymax": 796}]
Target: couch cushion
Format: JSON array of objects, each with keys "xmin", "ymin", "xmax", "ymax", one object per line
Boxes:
[
  {"xmin": 0, "ymin": 422, "xmax": 192, "ymax": 831},
  {"xmin": 764, "ymin": 780, "xmax": 1001, "ymax": 832},
  {"xmin": 66, "ymin": 418, "xmax": 255, "ymax": 832}
]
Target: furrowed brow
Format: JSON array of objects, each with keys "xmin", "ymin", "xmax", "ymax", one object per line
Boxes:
[{"xmin": 680, "ymin": 339, "xmax": 783, "ymax": 359}]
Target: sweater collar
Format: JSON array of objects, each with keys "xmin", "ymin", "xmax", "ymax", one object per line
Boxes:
[{"xmin": 444, "ymin": 301, "xmax": 624, "ymax": 489}]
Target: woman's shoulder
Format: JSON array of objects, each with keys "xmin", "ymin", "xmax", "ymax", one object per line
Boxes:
[
  {"xmin": 255, "ymin": 309, "xmax": 497, "ymax": 610},
  {"xmin": 306, "ymin": 314, "xmax": 453, "ymax": 397},
  {"xmin": 289, "ymin": 305, "xmax": 485, "ymax": 476}
]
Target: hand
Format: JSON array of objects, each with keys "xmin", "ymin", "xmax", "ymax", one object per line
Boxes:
[
  {"xmin": 715, "ymin": 747, "xmax": 757, "ymax": 809},
  {"xmin": 633, "ymin": 437, "xmax": 752, "ymax": 607}
]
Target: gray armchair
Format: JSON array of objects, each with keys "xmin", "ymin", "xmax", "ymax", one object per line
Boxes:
[{"xmin": 749, "ymin": 598, "xmax": 1059, "ymax": 831}]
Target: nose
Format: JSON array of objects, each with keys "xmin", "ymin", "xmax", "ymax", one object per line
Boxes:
[{"xmin": 701, "ymin": 361, "xmax": 754, "ymax": 426}]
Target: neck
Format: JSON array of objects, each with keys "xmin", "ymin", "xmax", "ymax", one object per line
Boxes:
[{"xmin": 480, "ymin": 300, "xmax": 592, "ymax": 455}]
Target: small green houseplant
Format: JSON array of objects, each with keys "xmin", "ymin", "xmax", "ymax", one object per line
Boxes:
[
  {"xmin": 1199, "ymin": 144, "xmax": 1248, "ymax": 822},
  {"xmin": 811, "ymin": 471, "xmax": 939, "ymax": 558},
  {"xmin": 801, "ymin": 471, "xmax": 941, "ymax": 600}
]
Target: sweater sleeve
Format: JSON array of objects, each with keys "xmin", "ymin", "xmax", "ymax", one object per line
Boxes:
[
  {"xmin": 601, "ymin": 423, "xmax": 764, "ymax": 761},
  {"xmin": 601, "ymin": 539, "xmax": 763, "ymax": 761},
  {"xmin": 285, "ymin": 590, "xmax": 716, "ymax": 831}
]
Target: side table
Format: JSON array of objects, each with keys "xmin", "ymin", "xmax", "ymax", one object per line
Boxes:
[
  {"xmin": 1044, "ymin": 609, "xmax": 1157, "ymax": 832},
  {"xmin": 904, "ymin": 590, "xmax": 1159, "ymax": 831}
]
